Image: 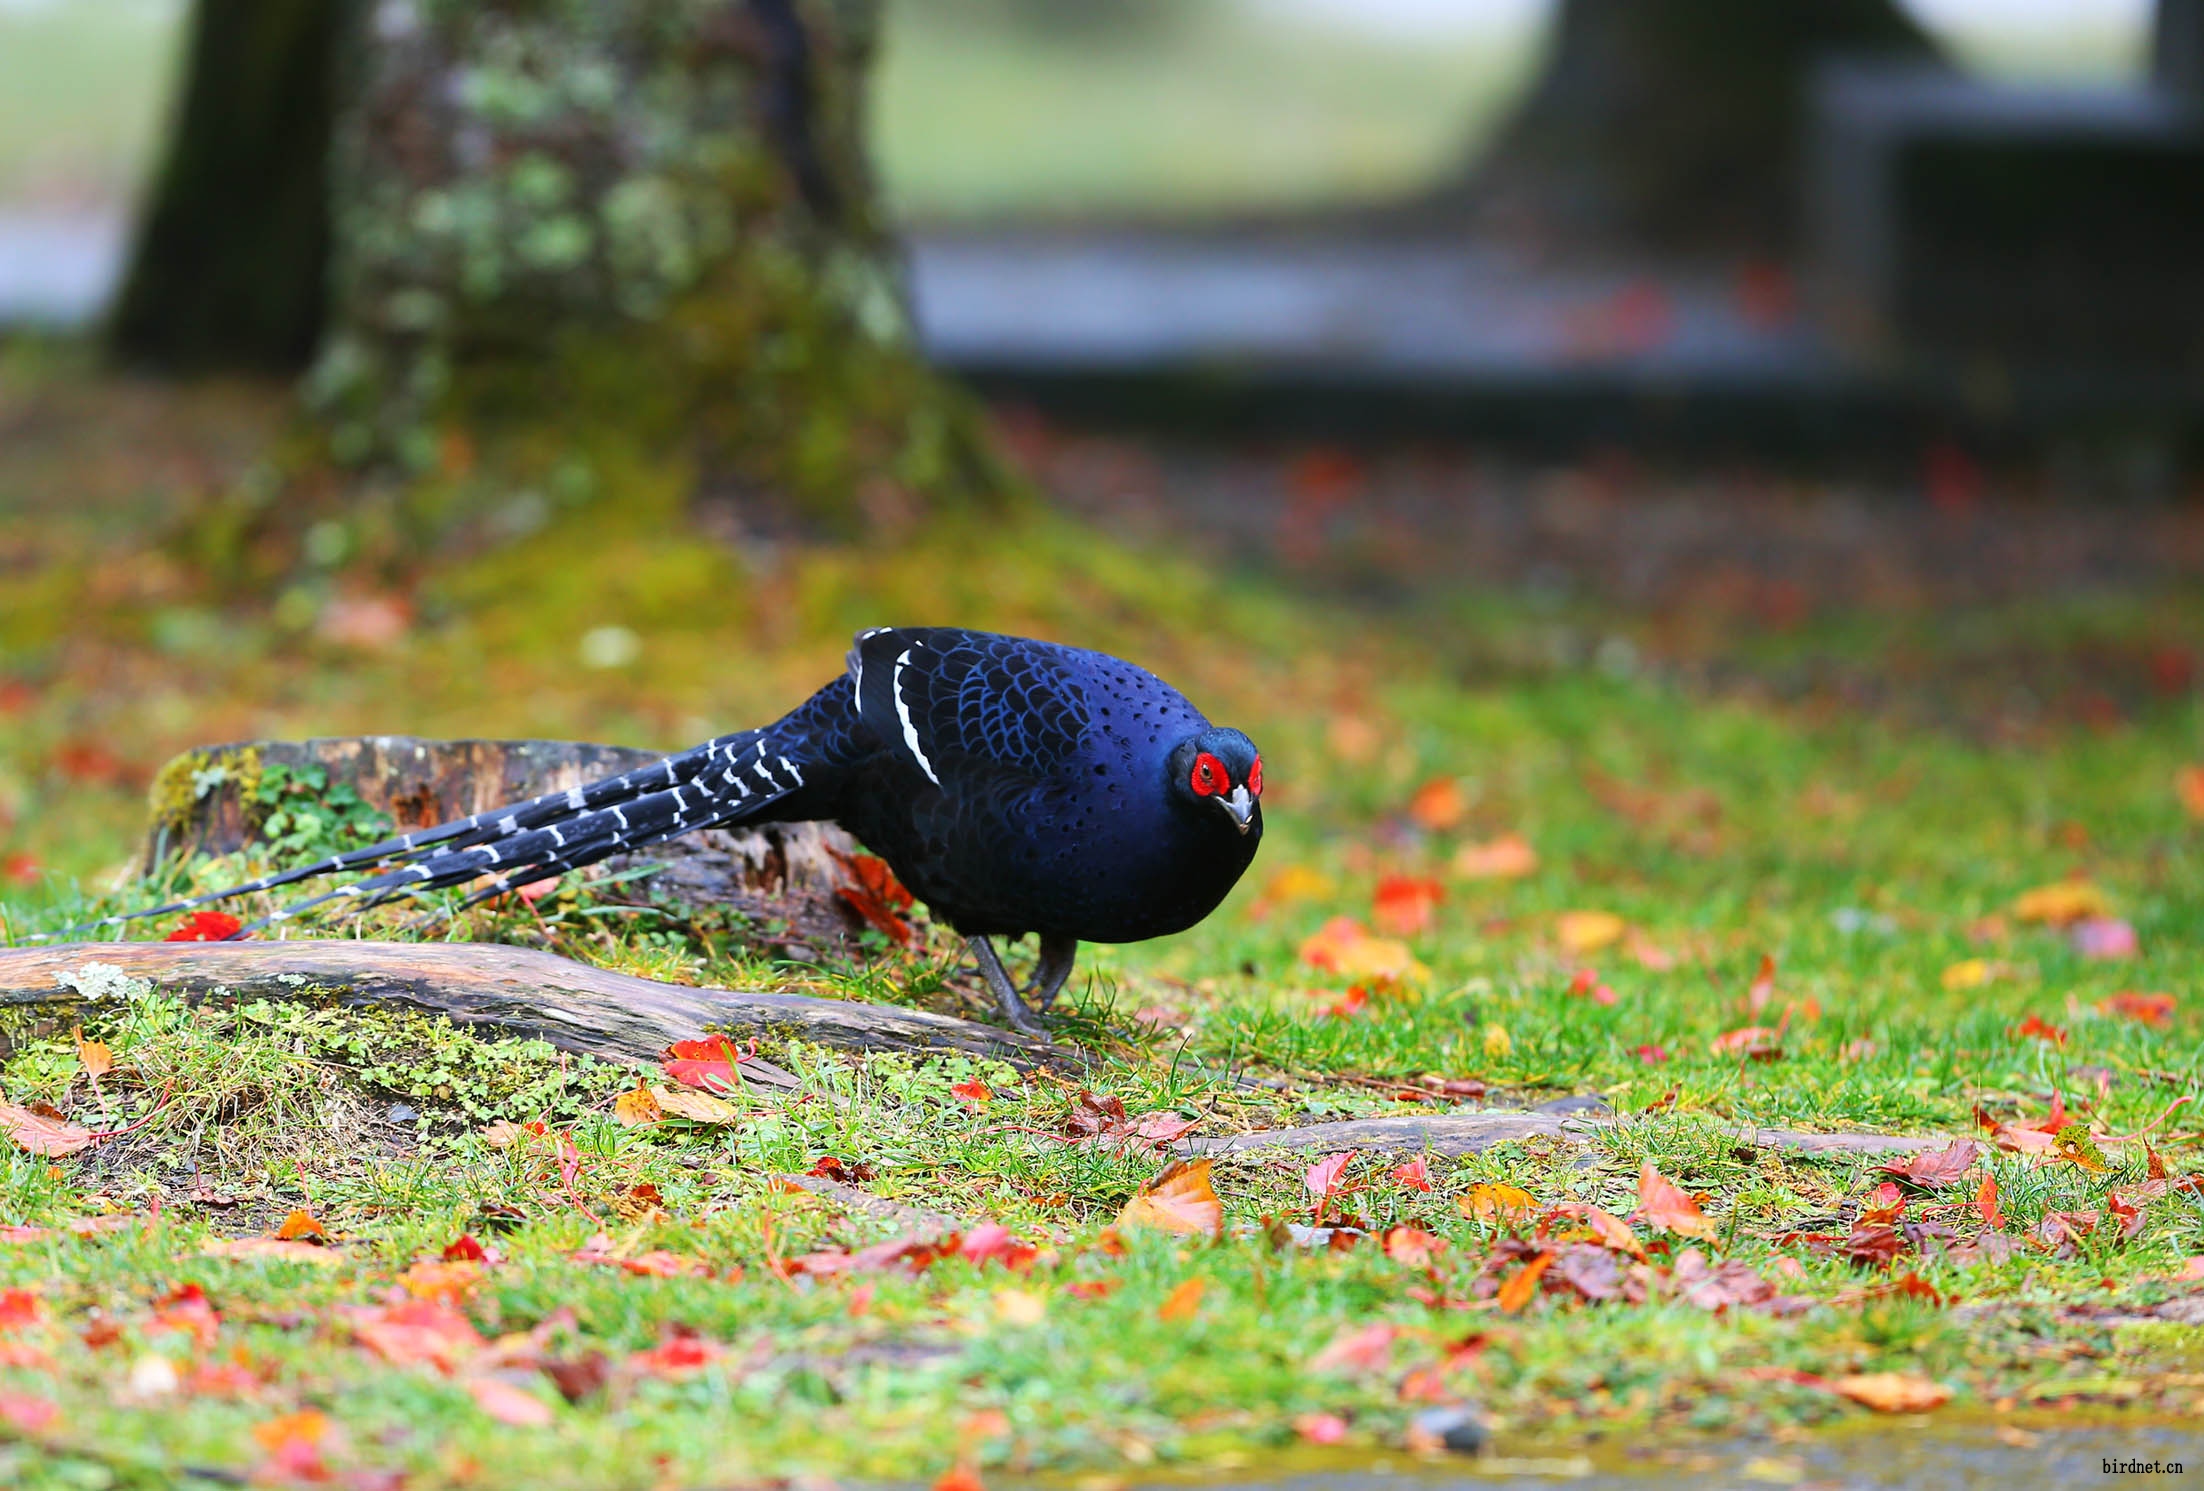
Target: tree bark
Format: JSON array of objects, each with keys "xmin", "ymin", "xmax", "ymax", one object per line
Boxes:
[
  {"xmin": 108, "ymin": 0, "xmax": 358, "ymax": 372},
  {"xmin": 1464, "ymin": 0, "xmax": 1944, "ymax": 258},
  {"xmin": 110, "ymin": 0, "xmax": 1003, "ymax": 538}
]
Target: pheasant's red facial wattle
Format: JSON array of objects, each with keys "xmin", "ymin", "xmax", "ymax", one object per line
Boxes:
[
  {"xmin": 1190, "ymin": 752, "xmax": 1228, "ymax": 797},
  {"xmin": 1247, "ymin": 754, "xmax": 1263, "ymax": 797}
]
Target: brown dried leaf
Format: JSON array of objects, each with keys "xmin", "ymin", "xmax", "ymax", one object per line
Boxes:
[{"xmin": 1831, "ymin": 1373, "xmax": 1952, "ymax": 1413}]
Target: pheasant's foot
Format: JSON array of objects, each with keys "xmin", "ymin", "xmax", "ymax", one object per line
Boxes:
[
  {"xmin": 1026, "ymin": 932, "xmax": 1078, "ymax": 1012},
  {"xmin": 968, "ymin": 935, "xmax": 1047, "ymax": 1038}
]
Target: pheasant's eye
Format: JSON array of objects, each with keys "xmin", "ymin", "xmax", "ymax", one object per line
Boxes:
[
  {"xmin": 1190, "ymin": 752, "xmax": 1226, "ymax": 797},
  {"xmin": 1246, "ymin": 755, "xmax": 1263, "ymax": 798}
]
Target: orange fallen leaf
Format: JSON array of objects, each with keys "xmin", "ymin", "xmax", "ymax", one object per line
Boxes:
[
  {"xmin": 1247, "ymin": 864, "xmax": 1336, "ymax": 921},
  {"xmin": 1831, "ymin": 1372, "xmax": 1951, "ymax": 1413},
  {"xmin": 2012, "ymin": 879, "xmax": 2110, "ymax": 927},
  {"xmin": 1458, "ymin": 1182, "xmax": 1538, "ymax": 1224},
  {"xmin": 1634, "ymin": 1162, "xmax": 1717, "ymax": 1241},
  {"xmin": 1297, "ymin": 916, "xmax": 1426, "ymax": 984},
  {"xmin": 2012, "ymin": 1015, "xmax": 2066, "ymax": 1046},
  {"xmin": 950, "ymin": 1079, "xmax": 992, "ymax": 1111},
  {"xmin": 272, "ymin": 1209, "xmax": 326, "ymax": 1243},
  {"xmin": 73, "ymin": 1029, "xmax": 112, "ymax": 1083},
  {"xmin": 1555, "ymin": 910, "xmax": 1626, "ymax": 956},
  {"xmin": 612, "ymin": 1083, "xmax": 662, "ymax": 1127},
  {"xmin": 1381, "ymin": 1225, "xmax": 1445, "ymax": 1267},
  {"xmin": 1156, "ymin": 1277, "xmax": 1206, "ymax": 1322},
  {"xmin": 1973, "ymin": 1175, "xmax": 2004, "ymax": 1229},
  {"xmin": 933, "ymin": 1461, "xmax": 987, "ymax": 1491},
  {"xmin": 250, "ymin": 1408, "xmax": 332, "ymax": 1480},
  {"xmin": 2099, "ymin": 991, "xmax": 2176, "ymax": 1027},
  {"xmin": 1407, "ymin": 777, "xmax": 1468, "ymax": 831},
  {"xmin": 200, "ymin": 1238, "xmax": 343, "ymax": 1267},
  {"xmin": 1711, "ymin": 1025, "xmax": 1782, "ymax": 1061},
  {"xmin": 1452, "ymin": 833, "xmax": 1538, "ymax": 880},
  {"xmin": 831, "ymin": 849, "xmax": 916, "ymax": 944},
  {"xmin": 1308, "ymin": 1322, "xmax": 1396, "ymax": 1372},
  {"xmin": 1116, "ymin": 1158, "xmax": 1223, "ymax": 1238},
  {"xmin": 1497, "ymin": 1250, "xmax": 1554, "ymax": 1313},
  {"xmin": 2175, "ymin": 764, "xmax": 2204, "ymax": 820}
]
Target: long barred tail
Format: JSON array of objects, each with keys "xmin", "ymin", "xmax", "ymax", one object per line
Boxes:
[{"xmin": 77, "ymin": 722, "xmax": 829, "ymax": 938}]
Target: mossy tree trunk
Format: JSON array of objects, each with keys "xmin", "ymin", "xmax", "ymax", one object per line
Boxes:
[
  {"xmin": 108, "ymin": 0, "xmax": 359, "ymax": 372},
  {"xmin": 1463, "ymin": 0, "xmax": 1945, "ymax": 258},
  {"xmin": 112, "ymin": 0, "xmax": 999, "ymax": 546}
]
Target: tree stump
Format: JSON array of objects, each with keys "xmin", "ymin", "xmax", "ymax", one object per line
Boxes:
[{"xmin": 143, "ymin": 735, "xmax": 882, "ymax": 959}]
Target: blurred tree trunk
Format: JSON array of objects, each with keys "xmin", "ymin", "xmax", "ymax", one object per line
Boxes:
[
  {"xmin": 111, "ymin": 0, "xmax": 999, "ymax": 551},
  {"xmin": 108, "ymin": 0, "xmax": 358, "ymax": 372},
  {"xmin": 1463, "ymin": 0, "xmax": 1945, "ymax": 257}
]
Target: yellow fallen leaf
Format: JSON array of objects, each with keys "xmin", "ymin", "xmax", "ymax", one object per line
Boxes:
[
  {"xmin": 651, "ymin": 1086, "xmax": 739, "ymax": 1124},
  {"xmin": 1832, "ymin": 1373, "xmax": 1952, "ymax": 1413},
  {"xmin": 994, "ymin": 1289, "xmax": 1047, "ymax": 1326},
  {"xmin": 1556, "ymin": 910, "xmax": 1626, "ymax": 955},
  {"xmin": 2012, "ymin": 880, "xmax": 2110, "ymax": 927},
  {"xmin": 1116, "ymin": 1158, "xmax": 1223, "ymax": 1238},
  {"xmin": 612, "ymin": 1083, "xmax": 662, "ymax": 1128},
  {"xmin": 1458, "ymin": 1182, "xmax": 1538, "ymax": 1224},
  {"xmin": 1262, "ymin": 865, "xmax": 1334, "ymax": 905},
  {"xmin": 1297, "ymin": 917, "xmax": 1427, "ymax": 985},
  {"xmin": 1940, "ymin": 959, "xmax": 1993, "ymax": 991},
  {"xmin": 1156, "ymin": 1277, "xmax": 1206, "ymax": 1322},
  {"xmin": 1452, "ymin": 833, "xmax": 1539, "ymax": 880},
  {"xmin": 1482, "ymin": 1022, "xmax": 1512, "ymax": 1059}
]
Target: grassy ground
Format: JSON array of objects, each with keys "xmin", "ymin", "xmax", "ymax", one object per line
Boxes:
[{"xmin": 0, "ymin": 363, "xmax": 2202, "ymax": 1486}]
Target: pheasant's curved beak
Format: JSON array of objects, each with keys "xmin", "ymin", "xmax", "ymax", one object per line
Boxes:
[{"xmin": 1217, "ymin": 785, "xmax": 1256, "ymax": 834}]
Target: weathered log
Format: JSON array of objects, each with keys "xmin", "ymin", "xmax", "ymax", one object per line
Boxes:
[
  {"xmin": 1178, "ymin": 1112, "xmax": 1954, "ymax": 1159},
  {"xmin": 143, "ymin": 736, "xmax": 878, "ymax": 959},
  {"xmin": 0, "ymin": 942, "xmax": 1069, "ymax": 1072}
]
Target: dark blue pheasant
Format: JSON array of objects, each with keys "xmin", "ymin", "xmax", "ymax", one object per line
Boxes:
[{"xmin": 111, "ymin": 628, "xmax": 1264, "ymax": 1033}]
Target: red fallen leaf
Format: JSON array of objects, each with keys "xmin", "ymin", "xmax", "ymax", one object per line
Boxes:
[
  {"xmin": 628, "ymin": 1334, "xmax": 723, "ymax": 1379},
  {"xmin": 2100, "ymin": 991, "xmax": 2176, "ymax": 1027},
  {"xmin": 466, "ymin": 1375, "xmax": 552, "ymax": 1427},
  {"xmin": 806, "ymin": 1155, "xmax": 877, "ymax": 1182},
  {"xmin": 1974, "ymin": 1174, "xmax": 2004, "ymax": 1230},
  {"xmin": 2071, "ymin": 918, "xmax": 2138, "ymax": 961},
  {"xmin": 933, "ymin": 1462, "xmax": 986, "ymax": 1491},
  {"xmin": 1859, "ymin": 1181, "xmax": 1907, "ymax": 1224},
  {"xmin": 661, "ymin": 1035, "xmax": 746, "ymax": 1093},
  {"xmin": 2033, "ymin": 1090, "xmax": 2070, "ymax": 1134},
  {"xmin": 1391, "ymin": 1156, "xmax": 1432, "ymax": 1192},
  {"xmin": 830, "ymin": 850, "xmax": 916, "ymax": 945},
  {"xmin": 1711, "ymin": 1025, "xmax": 1781, "ymax": 1061},
  {"xmin": 2013, "ymin": 1015, "xmax": 2068, "ymax": 1046},
  {"xmin": 950, "ymin": 1079, "xmax": 992, "ymax": 1111},
  {"xmin": 349, "ymin": 1298, "xmax": 483, "ymax": 1372},
  {"xmin": 165, "ymin": 910, "xmax": 244, "ymax": 942},
  {"xmin": 1065, "ymin": 1280, "xmax": 1120, "ymax": 1300},
  {"xmin": 1634, "ymin": 1162, "xmax": 1716, "ymax": 1241},
  {"xmin": 0, "ymin": 1393, "xmax": 57, "ymax": 1433},
  {"xmin": 442, "ymin": 1234, "xmax": 490, "ymax": 1263},
  {"xmin": 1308, "ymin": 1322, "xmax": 1397, "ymax": 1373},
  {"xmin": 52, "ymin": 740, "xmax": 128, "ymax": 786},
  {"xmin": 1294, "ymin": 1411, "xmax": 1350, "ymax": 1445},
  {"xmin": 788, "ymin": 1233, "xmax": 955, "ymax": 1279},
  {"xmin": 0, "ymin": 1289, "xmax": 43, "ymax": 1331},
  {"xmin": 1304, "ymin": 1151, "xmax": 1357, "ymax": 1204},
  {"xmin": 1372, "ymin": 874, "xmax": 1443, "ymax": 936},
  {"xmin": 1, "ymin": 854, "xmax": 40, "ymax": 889},
  {"xmin": 1382, "ymin": 1225, "xmax": 1446, "ymax": 1267},
  {"xmin": 250, "ymin": 1409, "xmax": 334, "ymax": 1482},
  {"xmin": 1566, "ymin": 968, "xmax": 1618, "ymax": 1005},
  {"xmin": 2035, "ymin": 1210, "xmax": 2100, "ymax": 1257},
  {"xmin": 1746, "ymin": 953, "xmax": 1777, "ymax": 1016},
  {"xmin": 1321, "ymin": 983, "xmax": 1372, "ymax": 1019},
  {"xmin": 958, "ymin": 1223, "xmax": 1036, "ymax": 1270},
  {"xmin": 2107, "ymin": 1191, "xmax": 2148, "ymax": 1241},
  {"xmin": 1551, "ymin": 1243, "xmax": 1623, "ymax": 1301},
  {"xmin": 1876, "ymin": 1141, "xmax": 1981, "ymax": 1193},
  {"xmin": 149, "ymin": 1284, "xmax": 220, "ymax": 1350},
  {"xmin": 1634, "ymin": 1043, "xmax": 1670, "ymax": 1064}
]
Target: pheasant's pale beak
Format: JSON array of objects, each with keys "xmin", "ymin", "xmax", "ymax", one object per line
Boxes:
[{"xmin": 1217, "ymin": 784, "xmax": 1256, "ymax": 834}]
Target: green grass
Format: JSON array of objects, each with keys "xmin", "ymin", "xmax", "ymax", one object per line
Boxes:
[{"xmin": 1, "ymin": 365, "xmax": 2202, "ymax": 1483}]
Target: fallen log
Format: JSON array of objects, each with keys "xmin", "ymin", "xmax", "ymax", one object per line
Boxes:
[
  {"xmin": 1177, "ymin": 1112, "xmax": 1956, "ymax": 1159},
  {"xmin": 0, "ymin": 941, "xmax": 1070, "ymax": 1072}
]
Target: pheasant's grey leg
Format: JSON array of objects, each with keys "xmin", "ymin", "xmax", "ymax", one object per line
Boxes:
[
  {"xmin": 1027, "ymin": 933, "xmax": 1078, "ymax": 1012},
  {"xmin": 968, "ymin": 935, "xmax": 1046, "ymax": 1037}
]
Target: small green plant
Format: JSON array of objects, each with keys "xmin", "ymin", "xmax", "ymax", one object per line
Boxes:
[{"xmin": 249, "ymin": 762, "xmax": 394, "ymax": 864}]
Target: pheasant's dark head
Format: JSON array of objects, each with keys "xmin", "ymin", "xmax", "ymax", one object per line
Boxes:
[{"xmin": 1169, "ymin": 727, "xmax": 1264, "ymax": 837}]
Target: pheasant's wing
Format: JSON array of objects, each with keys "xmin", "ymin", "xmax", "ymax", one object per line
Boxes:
[{"xmin": 846, "ymin": 627, "xmax": 1090, "ymax": 786}]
